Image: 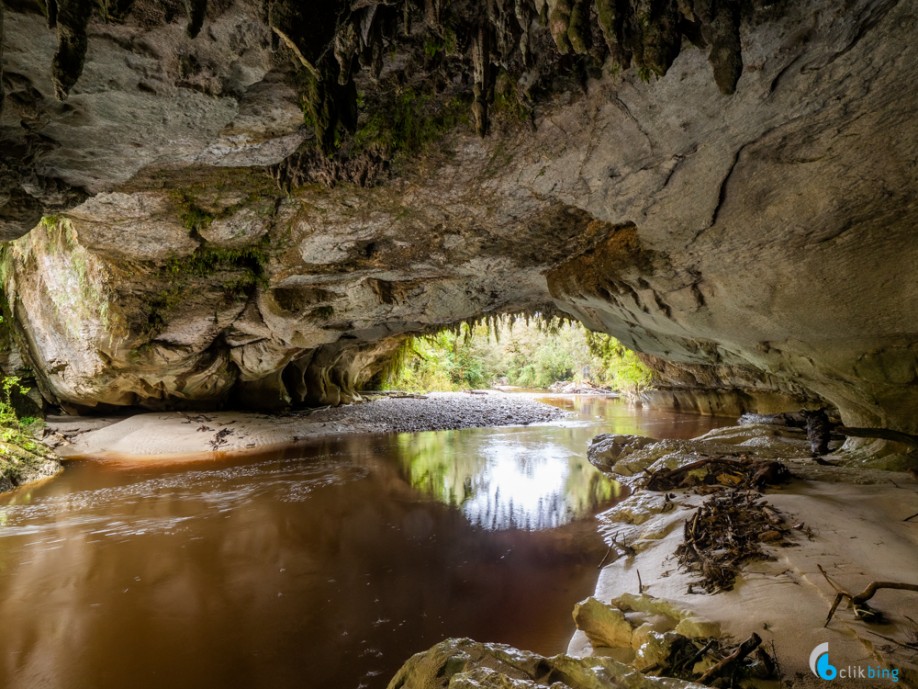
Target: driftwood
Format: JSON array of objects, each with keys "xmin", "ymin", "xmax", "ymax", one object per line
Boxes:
[
  {"xmin": 697, "ymin": 632, "xmax": 762, "ymax": 684},
  {"xmin": 646, "ymin": 457, "xmax": 790, "ymax": 492},
  {"xmin": 818, "ymin": 564, "xmax": 918, "ymax": 625},
  {"xmin": 657, "ymin": 634, "xmax": 777, "ymax": 685},
  {"xmin": 837, "ymin": 426, "xmax": 918, "ymax": 449},
  {"xmin": 597, "ymin": 532, "xmax": 636, "ymax": 569},
  {"xmin": 209, "ymin": 427, "xmax": 233, "ymax": 450},
  {"xmin": 677, "ymin": 491, "xmax": 794, "ymax": 592}
]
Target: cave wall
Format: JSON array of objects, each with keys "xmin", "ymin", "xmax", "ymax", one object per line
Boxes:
[
  {"xmin": 0, "ymin": 172, "xmax": 596, "ymax": 411},
  {"xmin": 0, "ymin": 0, "xmax": 915, "ymax": 434}
]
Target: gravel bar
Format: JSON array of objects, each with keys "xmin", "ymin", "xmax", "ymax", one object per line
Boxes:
[{"xmin": 297, "ymin": 392, "xmax": 566, "ymax": 434}]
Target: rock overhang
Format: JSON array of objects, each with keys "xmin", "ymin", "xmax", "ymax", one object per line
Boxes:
[{"xmin": 0, "ymin": 0, "xmax": 913, "ymax": 444}]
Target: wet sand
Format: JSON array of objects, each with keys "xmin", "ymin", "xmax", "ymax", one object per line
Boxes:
[
  {"xmin": 46, "ymin": 392, "xmax": 567, "ymax": 461},
  {"xmin": 569, "ymin": 431, "xmax": 918, "ymax": 687}
]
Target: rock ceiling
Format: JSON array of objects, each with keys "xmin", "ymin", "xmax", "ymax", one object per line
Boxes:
[{"xmin": 0, "ymin": 0, "xmax": 915, "ymax": 439}]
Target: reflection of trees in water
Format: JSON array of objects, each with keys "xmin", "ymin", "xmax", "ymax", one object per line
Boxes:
[
  {"xmin": 394, "ymin": 431, "xmax": 621, "ymax": 531},
  {"xmin": 467, "ymin": 487, "xmax": 565, "ymax": 531},
  {"xmin": 395, "ymin": 430, "xmax": 479, "ymax": 506},
  {"xmin": 539, "ymin": 395, "xmax": 731, "ymax": 440},
  {"xmin": 563, "ymin": 456, "xmax": 622, "ymax": 514},
  {"xmin": 0, "ymin": 431, "xmax": 620, "ymax": 689}
]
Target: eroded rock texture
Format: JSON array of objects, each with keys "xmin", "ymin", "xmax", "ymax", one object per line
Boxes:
[{"xmin": 0, "ymin": 0, "xmax": 915, "ymax": 439}]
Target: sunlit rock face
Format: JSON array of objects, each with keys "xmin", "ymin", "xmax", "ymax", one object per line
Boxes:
[{"xmin": 0, "ymin": 0, "xmax": 916, "ymax": 435}]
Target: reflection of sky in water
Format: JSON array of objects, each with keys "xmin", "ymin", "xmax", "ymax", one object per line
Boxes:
[
  {"xmin": 397, "ymin": 429, "xmax": 620, "ymax": 531},
  {"xmin": 462, "ymin": 440, "xmax": 571, "ymax": 530}
]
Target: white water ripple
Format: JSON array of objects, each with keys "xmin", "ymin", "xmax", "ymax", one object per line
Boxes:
[{"xmin": 0, "ymin": 457, "xmax": 366, "ymax": 538}]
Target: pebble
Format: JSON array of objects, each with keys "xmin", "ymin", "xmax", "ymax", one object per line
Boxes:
[{"xmin": 299, "ymin": 392, "xmax": 566, "ymax": 434}]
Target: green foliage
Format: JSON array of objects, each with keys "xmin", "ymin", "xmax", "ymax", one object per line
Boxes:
[
  {"xmin": 0, "ymin": 373, "xmax": 45, "ymax": 455},
  {"xmin": 385, "ymin": 328, "xmax": 490, "ymax": 391},
  {"xmin": 353, "ymin": 87, "xmax": 469, "ymax": 158},
  {"xmin": 383, "ymin": 316, "xmax": 655, "ymax": 394},
  {"xmin": 0, "ymin": 374, "xmax": 27, "ymax": 426},
  {"xmin": 164, "ymin": 244, "xmax": 269, "ymax": 281},
  {"xmin": 39, "ymin": 215, "xmax": 62, "ymax": 231},
  {"xmin": 491, "ymin": 70, "xmax": 531, "ymax": 127},
  {"xmin": 146, "ymin": 242, "xmax": 271, "ymax": 334},
  {"xmin": 423, "ymin": 36, "xmax": 444, "ymax": 59},
  {"xmin": 0, "ymin": 369, "xmax": 55, "ymax": 491},
  {"xmin": 180, "ymin": 204, "xmax": 215, "ymax": 235},
  {"xmin": 585, "ymin": 332, "xmax": 655, "ymax": 393},
  {"xmin": 637, "ymin": 65, "xmax": 657, "ymax": 82}
]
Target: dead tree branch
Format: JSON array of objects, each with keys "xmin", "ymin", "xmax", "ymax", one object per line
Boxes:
[
  {"xmin": 818, "ymin": 564, "xmax": 918, "ymax": 626},
  {"xmin": 697, "ymin": 632, "xmax": 762, "ymax": 684}
]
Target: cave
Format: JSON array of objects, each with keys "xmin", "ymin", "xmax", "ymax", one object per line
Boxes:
[{"xmin": 0, "ymin": 0, "xmax": 915, "ymax": 687}]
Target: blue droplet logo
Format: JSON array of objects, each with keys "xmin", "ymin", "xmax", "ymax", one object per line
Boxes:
[{"xmin": 810, "ymin": 642, "xmax": 838, "ymax": 681}]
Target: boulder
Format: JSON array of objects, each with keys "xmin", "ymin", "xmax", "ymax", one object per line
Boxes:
[{"xmin": 386, "ymin": 638, "xmax": 709, "ymax": 689}]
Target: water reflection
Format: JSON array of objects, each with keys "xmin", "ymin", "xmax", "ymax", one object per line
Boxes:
[
  {"xmin": 536, "ymin": 394, "xmax": 735, "ymax": 439},
  {"xmin": 396, "ymin": 430, "xmax": 621, "ymax": 530},
  {"xmin": 0, "ymin": 435, "xmax": 615, "ymax": 689},
  {"xmin": 0, "ymin": 396, "xmax": 730, "ymax": 689}
]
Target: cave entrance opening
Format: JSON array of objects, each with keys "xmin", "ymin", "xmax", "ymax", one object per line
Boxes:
[{"xmin": 374, "ymin": 314, "xmax": 654, "ymax": 396}]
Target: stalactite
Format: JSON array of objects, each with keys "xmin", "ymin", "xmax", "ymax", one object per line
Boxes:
[
  {"xmin": 696, "ymin": 0, "xmax": 743, "ymax": 94},
  {"xmin": 268, "ymin": 0, "xmax": 338, "ymax": 77},
  {"xmin": 567, "ymin": 0, "xmax": 591, "ymax": 54},
  {"xmin": 269, "ymin": 0, "xmax": 356, "ymax": 152},
  {"xmin": 0, "ymin": 2, "xmax": 4, "ymax": 113},
  {"xmin": 424, "ymin": 0, "xmax": 441, "ymax": 28},
  {"xmin": 333, "ymin": 22, "xmax": 358, "ymax": 86},
  {"xmin": 183, "ymin": 0, "xmax": 208, "ymax": 39},
  {"xmin": 51, "ymin": 0, "xmax": 93, "ymax": 100},
  {"xmin": 514, "ymin": 0, "xmax": 536, "ymax": 65},
  {"xmin": 594, "ymin": 0, "xmax": 630, "ymax": 65},
  {"xmin": 632, "ymin": 0, "xmax": 682, "ymax": 76},
  {"xmin": 46, "ymin": 0, "xmax": 59, "ymax": 28},
  {"xmin": 486, "ymin": 0, "xmax": 518, "ymax": 64},
  {"xmin": 97, "ymin": 0, "xmax": 137, "ymax": 22},
  {"xmin": 12, "ymin": 0, "xmax": 753, "ymax": 156},
  {"xmin": 471, "ymin": 21, "xmax": 493, "ymax": 136},
  {"xmin": 546, "ymin": 0, "xmax": 574, "ymax": 54},
  {"xmin": 402, "ymin": 0, "xmax": 412, "ymax": 36}
]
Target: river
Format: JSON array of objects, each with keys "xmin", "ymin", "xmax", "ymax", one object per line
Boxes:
[{"xmin": 0, "ymin": 396, "xmax": 730, "ymax": 689}]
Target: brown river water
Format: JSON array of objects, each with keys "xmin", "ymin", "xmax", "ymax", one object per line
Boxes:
[{"xmin": 0, "ymin": 396, "xmax": 730, "ymax": 689}]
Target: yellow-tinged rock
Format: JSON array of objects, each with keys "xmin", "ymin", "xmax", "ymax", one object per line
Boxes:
[{"xmin": 572, "ymin": 597, "xmax": 633, "ymax": 649}]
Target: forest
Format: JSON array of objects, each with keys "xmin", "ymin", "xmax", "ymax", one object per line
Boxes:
[{"xmin": 383, "ymin": 317, "xmax": 654, "ymax": 394}]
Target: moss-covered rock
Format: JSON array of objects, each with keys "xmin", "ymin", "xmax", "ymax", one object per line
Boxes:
[{"xmin": 0, "ymin": 424, "xmax": 61, "ymax": 493}]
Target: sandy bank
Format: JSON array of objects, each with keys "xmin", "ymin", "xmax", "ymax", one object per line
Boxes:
[
  {"xmin": 45, "ymin": 392, "xmax": 566, "ymax": 461},
  {"xmin": 569, "ymin": 427, "xmax": 918, "ymax": 687}
]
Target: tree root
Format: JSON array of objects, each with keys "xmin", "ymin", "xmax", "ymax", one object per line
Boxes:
[
  {"xmin": 818, "ymin": 564, "xmax": 918, "ymax": 626},
  {"xmin": 837, "ymin": 426, "xmax": 918, "ymax": 449}
]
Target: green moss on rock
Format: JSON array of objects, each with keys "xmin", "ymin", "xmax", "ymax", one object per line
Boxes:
[
  {"xmin": 0, "ymin": 378, "xmax": 59, "ymax": 494},
  {"xmin": 0, "ymin": 427, "xmax": 60, "ymax": 493}
]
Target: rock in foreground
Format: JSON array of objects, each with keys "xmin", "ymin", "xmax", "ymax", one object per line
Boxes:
[{"xmin": 387, "ymin": 637, "xmax": 707, "ymax": 689}]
